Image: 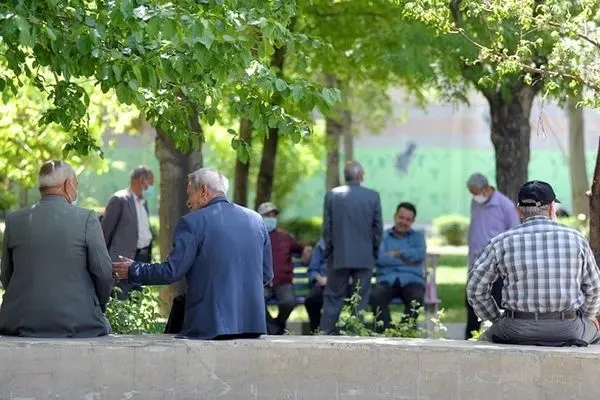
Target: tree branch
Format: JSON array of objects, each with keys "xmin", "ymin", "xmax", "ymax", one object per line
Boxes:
[{"xmin": 548, "ymin": 21, "xmax": 600, "ymax": 52}]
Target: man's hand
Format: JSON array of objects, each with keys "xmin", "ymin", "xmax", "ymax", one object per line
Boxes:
[
  {"xmin": 590, "ymin": 316, "xmax": 600, "ymax": 330},
  {"xmin": 388, "ymin": 249, "xmax": 401, "ymax": 257},
  {"xmin": 112, "ymin": 255, "xmax": 133, "ymax": 280},
  {"xmin": 316, "ymin": 275, "xmax": 327, "ymax": 286}
]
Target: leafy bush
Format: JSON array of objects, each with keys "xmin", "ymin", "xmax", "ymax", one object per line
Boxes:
[
  {"xmin": 558, "ymin": 216, "xmax": 589, "ymax": 239},
  {"xmin": 432, "ymin": 215, "xmax": 470, "ymax": 246},
  {"xmin": 105, "ymin": 287, "xmax": 163, "ymax": 334},
  {"xmin": 279, "ymin": 216, "xmax": 323, "ymax": 245}
]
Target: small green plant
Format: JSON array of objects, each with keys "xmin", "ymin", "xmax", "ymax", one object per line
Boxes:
[
  {"xmin": 105, "ymin": 287, "xmax": 163, "ymax": 334},
  {"xmin": 330, "ymin": 284, "xmax": 447, "ymax": 338},
  {"xmin": 432, "ymin": 215, "xmax": 470, "ymax": 246}
]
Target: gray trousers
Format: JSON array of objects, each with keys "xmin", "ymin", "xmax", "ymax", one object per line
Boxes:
[
  {"xmin": 320, "ymin": 267, "xmax": 373, "ymax": 335},
  {"xmin": 479, "ymin": 315, "xmax": 600, "ymax": 346},
  {"xmin": 264, "ymin": 284, "xmax": 295, "ymax": 334}
]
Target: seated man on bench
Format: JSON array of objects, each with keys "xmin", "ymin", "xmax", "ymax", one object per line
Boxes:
[
  {"xmin": 259, "ymin": 202, "xmax": 311, "ymax": 335},
  {"xmin": 370, "ymin": 202, "xmax": 426, "ymax": 332},
  {"xmin": 468, "ymin": 181, "xmax": 600, "ymax": 346}
]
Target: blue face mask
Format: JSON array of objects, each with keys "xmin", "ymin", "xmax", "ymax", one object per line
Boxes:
[
  {"xmin": 144, "ymin": 185, "xmax": 155, "ymax": 197},
  {"xmin": 263, "ymin": 217, "xmax": 277, "ymax": 232}
]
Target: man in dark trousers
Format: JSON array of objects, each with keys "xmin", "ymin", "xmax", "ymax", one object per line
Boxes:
[
  {"xmin": 258, "ymin": 201, "xmax": 311, "ymax": 334},
  {"xmin": 101, "ymin": 166, "xmax": 155, "ymax": 299},
  {"xmin": 320, "ymin": 161, "xmax": 383, "ymax": 334}
]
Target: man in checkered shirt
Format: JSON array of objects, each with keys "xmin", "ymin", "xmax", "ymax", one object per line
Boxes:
[{"xmin": 467, "ymin": 181, "xmax": 600, "ymax": 346}]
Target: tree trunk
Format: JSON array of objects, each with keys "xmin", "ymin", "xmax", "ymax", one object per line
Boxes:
[
  {"xmin": 342, "ymin": 111, "xmax": 354, "ymax": 163},
  {"xmin": 154, "ymin": 116, "xmax": 203, "ymax": 315},
  {"xmin": 233, "ymin": 119, "xmax": 252, "ymax": 206},
  {"xmin": 324, "ymin": 73, "xmax": 352, "ymax": 190},
  {"xmin": 567, "ymin": 96, "xmax": 589, "ymax": 216},
  {"xmin": 487, "ymin": 86, "xmax": 537, "ymax": 203},
  {"xmin": 589, "ymin": 138, "xmax": 600, "ymax": 262},
  {"xmin": 255, "ymin": 45, "xmax": 286, "ymax": 209}
]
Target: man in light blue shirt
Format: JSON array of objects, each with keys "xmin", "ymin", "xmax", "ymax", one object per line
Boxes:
[{"xmin": 370, "ymin": 202, "xmax": 426, "ymax": 331}]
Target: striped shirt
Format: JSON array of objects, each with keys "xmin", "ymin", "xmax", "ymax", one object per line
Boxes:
[{"xmin": 467, "ymin": 216, "xmax": 600, "ymax": 322}]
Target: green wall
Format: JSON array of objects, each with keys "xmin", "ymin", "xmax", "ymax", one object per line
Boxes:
[{"xmin": 77, "ymin": 145, "xmax": 595, "ymax": 223}]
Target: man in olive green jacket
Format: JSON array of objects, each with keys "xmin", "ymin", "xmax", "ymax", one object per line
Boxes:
[{"xmin": 0, "ymin": 160, "xmax": 113, "ymax": 338}]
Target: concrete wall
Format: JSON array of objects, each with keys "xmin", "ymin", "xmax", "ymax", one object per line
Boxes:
[{"xmin": 0, "ymin": 335, "xmax": 598, "ymax": 399}]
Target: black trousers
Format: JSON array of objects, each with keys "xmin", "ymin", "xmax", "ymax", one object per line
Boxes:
[
  {"xmin": 115, "ymin": 246, "xmax": 150, "ymax": 300},
  {"xmin": 465, "ymin": 279, "xmax": 503, "ymax": 339},
  {"xmin": 369, "ymin": 279, "xmax": 425, "ymax": 331}
]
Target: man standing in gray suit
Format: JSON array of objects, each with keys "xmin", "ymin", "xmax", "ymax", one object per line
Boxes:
[
  {"xmin": 0, "ymin": 160, "xmax": 113, "ymax": 337},
  {"xmin": 320, "ymin": 161, "xmax": 383, "ymax": 334},
  {"xmin": 101, "ymin": 166, "xmax": 154, "ymax": 299}
]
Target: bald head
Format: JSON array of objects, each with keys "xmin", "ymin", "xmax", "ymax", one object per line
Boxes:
[{"xmin": 344, "ymin": 161, "xmax": 364, "ymax": 183}]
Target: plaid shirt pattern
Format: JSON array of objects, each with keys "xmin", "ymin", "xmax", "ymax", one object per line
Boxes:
[{"xmin": 467, "ymin": 216, "xmax": 600, "ymax": 322}]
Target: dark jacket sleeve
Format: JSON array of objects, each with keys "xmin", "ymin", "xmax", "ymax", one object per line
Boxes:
[
  {"xmin": 0, "ymin": 216, "xmax": 13, "ymax": 288},
  {"xmin": 262, "ymin": 222, "xmax": 274, "ymax": 285},
  {"xmin": 129, "ymin": 217, "xmax": 197, "ymax": 285},
  {"xmin": 372, "ymin": 192, "xmax": 383, "ymax": 259},
  {"xmin": 85, "ymin": 211, "xmax": 113, "ymax": 307},
  {"xmin": 323, "ymin": 192, "xmax": 333, "ymax": 263},
  {"xmin": 101, "ymin": 195, "xmax": 123, "ymax": 248},
  {"xmin": 307, "ymin": 241, "xmax": 324, "ymax": 281}
]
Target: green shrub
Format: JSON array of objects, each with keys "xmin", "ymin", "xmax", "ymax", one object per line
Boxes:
[
  {"xmin": 558, "ymin": 216, "xmax": 589, "ymax": 239},
  {"xmin": 279, "ymin": 216, "xmax": 323, "ymax": 245},
  {"xmin": 433, "ymin": 215, "xmax": 470, "ymax": 246},
  {"xmin": 105, "ymin": 287, "xmax": 163, "ymax": 334}
]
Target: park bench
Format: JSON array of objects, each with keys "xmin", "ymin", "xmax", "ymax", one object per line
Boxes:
[{"xmin": 266, "ymin": 253, "xmax": 441, "ymax": 319}]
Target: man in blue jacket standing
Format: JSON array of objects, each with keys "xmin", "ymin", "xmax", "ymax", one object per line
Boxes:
[
  {"xmin": 370, "ymin": 202, "xmax": 426, "ymax": 331},
  {"xmin": 112, "ymin": 167, "xmax": 273, "ymax": 339}
]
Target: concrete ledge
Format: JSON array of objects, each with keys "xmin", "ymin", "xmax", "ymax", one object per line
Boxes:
[{"xmin": 1, "ymin": 335, "xmax": 599, "ymax": 399}]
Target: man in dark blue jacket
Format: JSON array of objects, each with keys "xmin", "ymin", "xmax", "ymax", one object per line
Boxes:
[{"xmin": 113, "ymin": 167, "xmax": 273, "ymax": 339}]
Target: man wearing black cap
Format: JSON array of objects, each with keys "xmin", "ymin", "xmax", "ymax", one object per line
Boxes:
[{"xmin": 467, "ymin": 181, "xmax": 600, "ymax": 346}]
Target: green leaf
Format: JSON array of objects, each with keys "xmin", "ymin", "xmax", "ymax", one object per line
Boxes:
[
  {"xmin": 120, "ymin": 0, "xmax": 134, "ymax": 18},
  {"xmin": 128, "ymin": 79, "xmax": 138, "ymax": 91},
  {"xmin": 275, "ymin": 79, "xmax": 287, "ymax": 92},
  {"xmin": 198, "ymin": 19, "xmax": 215, "ymax": 49},
  {"xmin": 321, "ymin": 88, "xmax": 339, "ymax": 107},
  {"xmin": 227, "ymin": 128, "xmax": 237, "ymax": 135},
  {"xmin": 0, "ymin": 78, "xmax": 5, "ymax": 92},
  {"xmin": 112, "ymin": 65, "xmax": 122, "ymax": 81},
  {"xmin": 45, "ymin": 27, "xmax": 57, "ymax": 41}
]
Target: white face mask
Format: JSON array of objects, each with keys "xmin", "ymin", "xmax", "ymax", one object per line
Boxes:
[
  {"xmin": 69, "ymin": 181, "xmax": 78, "ymax": 205},
  {"xmin": 473, "ymin": 194, "xmax": 487, "ymax": 204}
]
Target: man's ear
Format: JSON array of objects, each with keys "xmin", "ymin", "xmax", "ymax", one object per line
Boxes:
[{"xmin": 517, "ymin": 207, "xmax": 524, "ymax": 220}]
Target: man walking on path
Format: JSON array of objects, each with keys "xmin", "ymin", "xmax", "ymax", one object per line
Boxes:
[
  {"xmin": 465, "ymin": 173, "xmax": 519, "ymax": 338},
  {"xmin": 320, "ymin": 161, "xmax": 383, "ymax": 334}
]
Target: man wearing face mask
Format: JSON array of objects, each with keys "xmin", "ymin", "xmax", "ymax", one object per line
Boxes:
[
  {"xmin": 0, "ymin": 160, "xmax": 113, "ymax": 337},
  {"xmin": 101, "ymin": 165, "xmax": 155, "ymax": 299},
  {"xmin": 465, "ymin": 172, "xmax": 519, "ymax": 339},
  {"xmin": 112, "ymin": 168, "xmax": 273, "ymax": 339},
  {"xmin": 258, "ymin": 202, "xmax": 311, "ymax": 334},
  {"xmin": 468, "ymin": 181, "xmax": 600, "ymax": 346}
]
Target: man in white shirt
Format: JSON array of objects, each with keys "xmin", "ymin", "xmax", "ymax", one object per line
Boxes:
[{"xmin": 101, "ymin": 166, "xmax": 155, "ymax": 299}]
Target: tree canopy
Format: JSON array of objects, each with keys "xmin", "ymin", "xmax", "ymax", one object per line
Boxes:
[{"xmin": 0, "ymin": 0, "xmax": 340, "ymax": 157}]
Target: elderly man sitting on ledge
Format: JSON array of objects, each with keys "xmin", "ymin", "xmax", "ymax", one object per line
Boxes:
[{"xmin": 467, "ymin": 180, "xmax": 600, "ymax": 346}]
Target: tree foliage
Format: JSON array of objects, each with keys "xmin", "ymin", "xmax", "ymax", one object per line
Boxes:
[
  {"xmin": 0, "ymin": 0, "xmax": 340, "ymax": 157},
  {"xmin": 0, "ymin": 71, "xmax": 136, "ymax": 209},
  {"xmin": 404, "ymin": 0, "xmax": 600, "ymax": 104}
]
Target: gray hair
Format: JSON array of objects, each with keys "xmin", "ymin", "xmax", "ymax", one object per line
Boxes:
[
  {"xmin": 130, "ymin": 165, "xmax": 152, "ymax": 181},
  {"xmin": 344, "ymin": 161, "xmax": 364, "ymax": 182},
  {"xmin": 188, "ymin": 167, "xmax": 229, "ymax": 193},
  {"xmin": 38, "ymin": 160, "xmax": 76, "ymax": 189},
  {"xmin": 467, "ymin": 173, "xmax": 489, "ymax": 190},
  {"xmin": 520, "ymin": 204, "xmax": 552, "ymax": 219}
]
